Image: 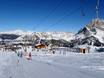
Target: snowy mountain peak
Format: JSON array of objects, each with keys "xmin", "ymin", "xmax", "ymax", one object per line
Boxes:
[
  {"xmin": 33, "ymin": 32, "xmax": 75, "ymax": 41},
  {"xmin": 0, "ymin": 30, "xmax": 33, "ymax": 35},
  {"xmin": 0, "ymin": 30, "xmax": 75, "ymax": 42},
  {"xmin": 75, "ymin": 19, "xmax": 104, "ymax": 46},
  {"xmin": 86, "ymin": 19, "xmax": 104, "ymax": 29}
]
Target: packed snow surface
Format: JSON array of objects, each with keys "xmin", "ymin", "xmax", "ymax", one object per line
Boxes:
[{"xmin": 0, "ymin": 51, "xmax": 104, "ymax": 78}]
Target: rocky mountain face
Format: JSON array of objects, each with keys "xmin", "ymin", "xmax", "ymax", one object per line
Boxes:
[
  {"xmin": 0, "ymin": 30, "xmax": 75, "ymax": 41},
  {"xmin": 17, "ymin": 32, "xmax": 75, "ymax": 47},
  {"xmin": 0, "ymin": 30, "xmax": 74, "ymax": 47},
  {"xmin": 0, "ymin": 34, "xmax": 20, "ymax": 40},
  {"xmin": 73, "ymin": 19, "xmax": 104, "ymax": 47}
]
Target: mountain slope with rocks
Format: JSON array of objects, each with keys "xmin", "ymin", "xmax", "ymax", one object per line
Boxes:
[
  {"xmin": 74, "ymin": 19, "xmax": 104, "ymax": 46},
  {"xmin": 0, "ymin": 30, "xmax": 75, "ymax": 42}
]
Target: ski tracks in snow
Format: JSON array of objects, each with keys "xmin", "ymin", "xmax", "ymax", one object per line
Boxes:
[{"xmin": 1, "ymin": 52, "xmax": 104, "ymax": 78}]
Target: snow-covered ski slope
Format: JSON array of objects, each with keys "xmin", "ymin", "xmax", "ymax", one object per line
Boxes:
[{"xmin": 0, "ymin": 51, "xmax": 104, "ymax": 78}]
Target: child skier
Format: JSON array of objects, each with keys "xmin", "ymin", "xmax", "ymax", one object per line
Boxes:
[{"xmin": 26, "ymin": 52, "xmax": 32, "ymax": 60}]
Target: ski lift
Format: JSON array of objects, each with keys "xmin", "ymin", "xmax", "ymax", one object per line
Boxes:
[{"xmin": 80, "ymin": 0, "xmax": 86, "ymax": 16}]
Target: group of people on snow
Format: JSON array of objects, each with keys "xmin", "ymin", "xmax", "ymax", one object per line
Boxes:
[{"xmin": 16, "ymin": 49, "xmax": 32, "ymax": 61}]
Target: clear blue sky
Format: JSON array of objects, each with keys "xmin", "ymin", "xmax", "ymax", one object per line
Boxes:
[{"xmin": 0, "ymin": 0, "xmax": 104, "ymax": 32}]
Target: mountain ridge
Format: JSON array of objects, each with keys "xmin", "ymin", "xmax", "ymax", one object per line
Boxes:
[
  {"xmin": 0, "ymin": 30, "xmax": 75, "ymax": 42},
  {"xmin": 0, "ymin": 19, "xmax": 104, "ymax": 47}
]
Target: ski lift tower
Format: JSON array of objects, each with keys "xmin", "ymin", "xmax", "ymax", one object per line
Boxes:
[
  {"xmin": 94, "ymin": 0, "xmax": 100, "ymax": 26},
  {"xmin": 96, "ymin": 0, "xmax": 100, "ymax": 19}
]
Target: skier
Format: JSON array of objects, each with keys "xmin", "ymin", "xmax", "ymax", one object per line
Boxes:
[
  {"xmin": 29, "ymin": 52, "xmax": 31, "ymax": 58},
  {"xmin": 17, "ymin": 51, "xmax": 20, "ymax": 57},
  {"xmin": 19, "ymin": 51, "xmax": 23, "ymax": 58},
  {"xmin": 17, "ymin": 51, "xmax": 20, "ymax": 65},
  {"xmin": 17, "ymin": 51, "xmax": 23, "ymax": 58},
  {"xmin": 28, "ymin": 52, "xmax": 32, "ymax": 60},
  {"xmin": 52, "ymin": 50, "xmax": 55, "ymax": 54},
  {"xmin": 17, "ymin": 51, "xmax": 23, "ymax": 66},
  {"xmin": 26, "ymin": 52, "xmax": 32, "ymax": 60}
]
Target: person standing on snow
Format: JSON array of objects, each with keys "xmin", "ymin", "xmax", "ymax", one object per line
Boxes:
[
  {"xmin": 17, "ymin": 51, "xmax": 20, "ymax": 57},
  {"xmin": 19, "ymin": 51, "xmax": 23, "ymax": 58},
  {"xmin": 26, "ymin": 52, "xmax": 32, "ymax": 60},
  {"xmin": 29, "ymin": 52, "xmax": 32, "ymax": 59},
  {"xmin": 17, "ymin": 51, "xmax": 23, "ymax": 58},
  {"xmin": 17, "ymin": 50, "xmax": 23, "ymax": 65}
]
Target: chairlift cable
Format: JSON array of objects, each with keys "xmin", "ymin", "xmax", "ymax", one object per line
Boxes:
[
  {"xmin": 33, "ymin": 0, "xmax": 65, "ymax": 30},
  {"xmin": 45, "ymin": 7, "xmax": 81, "ymax": 31}
]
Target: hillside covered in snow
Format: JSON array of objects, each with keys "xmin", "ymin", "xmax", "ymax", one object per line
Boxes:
[{"xmin": 0, "ymin": 30, "xmax": 75, "ymax": 42}]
